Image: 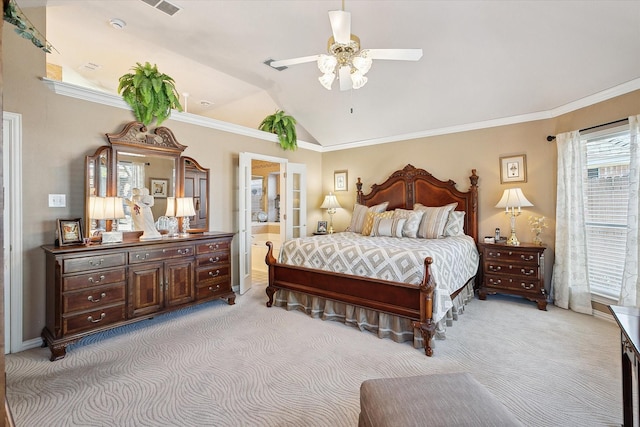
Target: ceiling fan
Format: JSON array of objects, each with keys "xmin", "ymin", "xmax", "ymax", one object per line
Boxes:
[{"xmin": 269, "ymin": 9, "xmax": 423, "ymax": 91}]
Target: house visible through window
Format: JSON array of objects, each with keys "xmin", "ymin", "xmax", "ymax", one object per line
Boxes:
[{"xmin": 583, "ymin": 126, "xmax": 631, "ymax": 298}]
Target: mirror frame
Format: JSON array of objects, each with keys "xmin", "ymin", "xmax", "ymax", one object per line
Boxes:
[{"xmin": 85, "ymin": 121, "xmax": 210, "ymax": 238}]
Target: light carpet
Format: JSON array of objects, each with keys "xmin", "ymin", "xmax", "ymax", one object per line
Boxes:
[{"xmin": 6, "ymin": 273, "xmax": 623, "ymax": 426}]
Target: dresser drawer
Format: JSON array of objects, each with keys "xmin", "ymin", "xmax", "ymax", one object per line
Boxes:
[
  {"xmin": 62, "ymin": 253, "xmax": 126, "ymax": 274},
  {"xmin": 129, "ymin": 244, "xmax": 195, "ymax": 263},
  {"xmin": 63, "ymin": 283, "xmax": 126, "ymax": 313},
  {"xmin": 196, "ymin": 239, "xmax": 230, "ymax": 254},
  {"xmin": 196, "ymin": 265, "xmax": 230, "ymax": 283},
  {"xmin": 62, "ymin": 304, "xmax": 126, "ymax": 335},
  {"xmin": 196, "ymin": 280, "xmax": 232, "ymax": 300},
  {"xmin": 196, "ymin": 251, "xmax": 230, "ymax": 267},
  {"xmin": 485, "ymin": 274, "xmax": 540, "ymax": 293},
  {"xmin": 63, "ymin": 268, "xmax": 126, "ymax": 292},
  {"xmin": 483, "ymin": 248, "xmax": 539, "ymax": 265},
  {"xmin": 484, "ymin": 262, "xmax": 538, "ymax": 278}
]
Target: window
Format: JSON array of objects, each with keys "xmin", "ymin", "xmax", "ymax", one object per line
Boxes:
[{"xmin": 583, "ymin": 126, "xmax": 631, "ymax": 298}]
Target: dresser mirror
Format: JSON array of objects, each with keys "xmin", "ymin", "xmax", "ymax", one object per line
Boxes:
[{"xmin": 85, "ymin": 121, "xmax": 210, "ymax": 238}]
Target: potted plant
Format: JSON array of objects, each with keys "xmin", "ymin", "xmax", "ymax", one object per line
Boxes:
[
  {"xmin": 118, "ymin": 62, "xmax": 183, "ymax": 126},
  {"xmin": 258, "ymin": 110, "xmax": 298, "ymax": 151}
]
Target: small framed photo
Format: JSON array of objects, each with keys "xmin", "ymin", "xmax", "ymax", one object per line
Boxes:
[
  {"xmin": 150, "ymin": 178, "xmax": 168, "ymax": 198},
  {"xmin": 334, "ymin": 170, "xmax": 348, "ymax": 192},
  {"xmin": 57, "ymin": 218, "xmax": 84, "ymax": 246},
  {"xmin": 499, "ymin": 154, "xmax": 527, "ymax": 183},
  {"xmin": 316, "ymin": 220, "xmax": 328, "ymax": 234}
]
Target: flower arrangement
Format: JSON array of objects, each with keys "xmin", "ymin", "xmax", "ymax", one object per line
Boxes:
[{"xmin": 528, "ymin": 216, "xmax": 548, "ymax": 245}]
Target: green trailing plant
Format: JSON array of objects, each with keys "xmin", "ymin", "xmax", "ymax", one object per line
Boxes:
[
  {"xmin": 258, "ymin": 110, "xmax": 298, "ymax": 151},
  {"xmin": 117, "ymin": 62, "xmax": 183, "ymax": 126},
  {"xmin": 3, "ymin": 0, "xmax": 53, "ymax": 53}
]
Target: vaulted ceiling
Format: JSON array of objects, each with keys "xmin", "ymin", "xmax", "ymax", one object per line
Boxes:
[{"xmin": 19, "ymin": 0, "xmax": 640, "ymax": 149}]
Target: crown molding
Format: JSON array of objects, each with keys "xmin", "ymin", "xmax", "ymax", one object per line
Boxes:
[{"xmin": 41, "ymin": 78, "xmax": 322, "ymax": 153}]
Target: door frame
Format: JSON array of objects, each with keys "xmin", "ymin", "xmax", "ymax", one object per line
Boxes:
[{"xmin": 3, "ymin": 111, "xmax": 23, "ymax": 354}]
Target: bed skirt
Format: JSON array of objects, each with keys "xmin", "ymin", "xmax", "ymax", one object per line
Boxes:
[{"xmin": 273, "ymin": 279, "xmax": 475, "ymax": 349}]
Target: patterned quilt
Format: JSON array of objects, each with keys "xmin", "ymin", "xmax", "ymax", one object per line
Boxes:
[{"xmin": 278, "ymin": 232, "xmax": 480, "ymax": 323}]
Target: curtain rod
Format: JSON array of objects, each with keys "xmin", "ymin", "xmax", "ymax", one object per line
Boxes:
[{"xmin": 546, "ymin": 118, "xmax": 629, "ymax": 142}]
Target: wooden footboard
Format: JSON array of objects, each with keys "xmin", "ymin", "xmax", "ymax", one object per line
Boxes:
[{"xmin": 265, "ymin": 241, "xmax": 437, "ymax": 356}]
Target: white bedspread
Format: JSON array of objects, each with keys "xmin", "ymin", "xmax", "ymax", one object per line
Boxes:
[{"xmin": 278, "ymin": 232, "xmax": 479, "ymax": 323}]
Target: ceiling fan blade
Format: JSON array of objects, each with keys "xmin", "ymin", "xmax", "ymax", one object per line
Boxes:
[
  {"xmin": 338, "ymin": 66, "xmax": 352, "ymax": 91},
  {"xmin": 270, "ymin": 55, "xmax": 321, "ymax": 68},
  {"xmin": 328, "ymin": 10, "xmax": 351, "ymax": 44},
  {"xmin": 367, "ymin": 49, "xmax": 423, "ymax": 61}
]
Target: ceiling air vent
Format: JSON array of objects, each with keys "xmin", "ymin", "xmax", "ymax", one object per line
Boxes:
[{"xmin": 140, "ymin": 0, "xmax": 181, "ymax": 16}]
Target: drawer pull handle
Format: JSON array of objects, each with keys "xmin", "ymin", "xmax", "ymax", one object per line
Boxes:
[
  {"xmin": 88, "ymin": 275, "xmax": 106, "ymax": 284},
  {"xmin": 208, "ymin": 244, "xmax": 220, "ymax": 250},
  {"xmin": 520, "ymin": 268, "xmax": 535, "ymax": 276},
  {"xmin": 489, "ymin": 278, "xmax": 502, "ymax": 285},
  {"xmin": 208, "ymin": 284, "xmax": 221, "ymax": 292},
  {"xmin": 208, "ymin": 256, "xmax": 220, "ymax": 263},
  {"xmin": 87, "ymin": 292, "xmax": 107, "ymax": 303},
  {"xmin": 87, "ymin": 313, "xmax": 106, "ymax": 323},
  {"xmin": 488, "ymin": 265, "xmax": 501, "ymax": 272},
  {"xmin": 89, "ymin": 258, "xmax": 104, "ymax": 266},
  {"xmin": 488, "ymin": 251, "xmax": 500, "ymax": 257},
  {"xmin": 209, "ymin": 270, "xmax": 220, "ymax": 278},
  {"xmin": 520, "ymin": 255, "xmax": 534, "ymax": 261},
  {"xmin": 135, "ymin": 253, "xmax": 150, "ymax": 260},
  {"xmin": 521, "ymin": 283, "xmax": 535, "ymax": 290},
  {"xmin": 177, "ymin": 248, "xmax": 190, "ymax": 255}
]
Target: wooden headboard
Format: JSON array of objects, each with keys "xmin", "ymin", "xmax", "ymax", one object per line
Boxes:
[{"xmin": 356, "ymin": 164, "xmax": 479, "ymax": 243}]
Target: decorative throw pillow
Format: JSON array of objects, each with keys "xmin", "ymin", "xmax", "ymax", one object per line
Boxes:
[
  {"xmin": 347, "ymin": 202, "xmax": 390, "ymax": 234},
  {"xmin": 444, "ymin": 210, "xmax": 466, "ymax": 237},
  {"xmin": 414, "ymin": 202, "xmax": 458, "ymax": 239},
  {"xmin": 370, "ymin": 217, "xmax": 406, "ymax": 237},
  {"xmin": 392, "ymin": 209, "xmax": 424, "ymax": 238},
  {"xmin": 361, "ymin": 211, "xmax": 394, "ymax": 236}
]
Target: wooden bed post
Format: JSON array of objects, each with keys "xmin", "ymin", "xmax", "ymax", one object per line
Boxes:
[{"xmin": 413, "ymin": 257, "xmax": 436, "ymax": 357}]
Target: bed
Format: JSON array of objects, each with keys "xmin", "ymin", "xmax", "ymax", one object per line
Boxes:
[{"xmin": 265, "ymin": 164, "xmax": 479, "ymax": 356}]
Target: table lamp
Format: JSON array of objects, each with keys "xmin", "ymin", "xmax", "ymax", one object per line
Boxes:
[
  {"xmin": 175, "ymin": 197, "xmax": 196, "ymax": 236},
  {"xmin": 97, "ymin": 196, "xmax": 126, "ymax": 243},
  {"xmin": 495, "ymin": 188, "xmax": 533, "ymax": 246},
  {"xmin": 320, "ymin": 192, "xmax": 341, "ymax": 234}
]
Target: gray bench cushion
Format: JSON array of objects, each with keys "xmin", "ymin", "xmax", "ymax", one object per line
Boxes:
[{"xmin": 359, "ymin": 372, "xmax": 523, "ymax": 427}]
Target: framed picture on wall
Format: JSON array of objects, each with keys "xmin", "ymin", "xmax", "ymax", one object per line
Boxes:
[
  {"xmin": 334, "ymin": 170, "xmax": 348, "ymax": 191},
  {"xmin": 150, "ymin": 178, "xmax": 168, "ymax": 198},
  {"xmin": 499, "ymin": 154, "xmax": 527, "ymax": 183},
  {"xmin": 57, "ymin": 218, "xmax": 84, "ymax": 246}
]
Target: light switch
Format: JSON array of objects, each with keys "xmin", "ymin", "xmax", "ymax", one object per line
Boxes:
[{"xmin": 48, "ymin": 194, "xmax": 66, "ymax": 207}]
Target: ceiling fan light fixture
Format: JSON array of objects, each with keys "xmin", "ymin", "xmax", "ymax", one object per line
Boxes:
[
  {"xmin": 351, "ymin": 71, "xmax": 367, "ymax": 89},
  {"xmin": 352, "ymin": 54, "xmax": 372, "ymax": 75},
  {"xmin": 319, "ymin": 72, "xmax": 336, "ymax": 90},
  {"xmin": 317, "ymin": 54, "xmax": 338, "ymax": 74}
]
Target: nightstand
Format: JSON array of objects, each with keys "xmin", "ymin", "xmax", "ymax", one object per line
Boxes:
[{"xmin": 478, "ymin": 242, "xmax": 547, "ymax": 310}]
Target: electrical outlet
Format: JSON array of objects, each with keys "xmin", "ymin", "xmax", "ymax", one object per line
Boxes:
[{"xmin": 48, "ymin": 194, "xmax": 66, "ymax": 208}]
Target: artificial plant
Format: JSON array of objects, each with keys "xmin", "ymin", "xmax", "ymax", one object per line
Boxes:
[
  {"xmin": 258, "ymin": 110, "xmax": 298, "ymax": 151},
  {"xmin": 3, "ymin": 0, "xmax": 53, "ymax": 53},
  {"xmin": 117, "ymin": 62, "xmax": 183, "ymax": 126}
]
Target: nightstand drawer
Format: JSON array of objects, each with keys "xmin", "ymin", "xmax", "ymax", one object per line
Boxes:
[
  {"xmin": 485, "ymin": 274, "xmax": 540, "ymax": 292},
  {"xmin": 484, "ymin": 262, "xmax": 538, "ymax": 278},
  {"xmin": 483, "ymin": 248, "xmax": 539, "ymax": 264}
]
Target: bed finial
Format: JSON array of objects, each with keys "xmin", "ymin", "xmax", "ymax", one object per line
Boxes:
[{"xmin": 469, "ymin": 169, "xmax": 478, "ymax": 187}]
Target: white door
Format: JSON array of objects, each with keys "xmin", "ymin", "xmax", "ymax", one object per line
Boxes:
[
  {"xmin": 284, "ymin": 163, "xmax": 307, "ymax": 240},
  {"xmin": 238, "ymin": 153, "xmax": 287, "ymax": 294}
]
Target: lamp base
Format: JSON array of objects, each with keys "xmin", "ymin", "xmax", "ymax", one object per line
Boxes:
[{"xmin": 507, "ymin": 232, "xmax": 520, "ymax": 246}]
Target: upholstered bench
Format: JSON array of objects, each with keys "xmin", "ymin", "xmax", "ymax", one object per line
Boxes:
[{"xmin": 358, "ymin": 372, "xmax": 523, "ymax": 427}]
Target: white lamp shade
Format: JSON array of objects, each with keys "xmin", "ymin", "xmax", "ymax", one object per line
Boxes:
[
  {"xmin": 318, "ymin": 72, "xmax": 336, "ymax": 90},
  {"xmin": 317, "ymin": 54, "xmax": 337, "ymax": 74},
  {"xmin": 175, "ymin": 197, "xmax": 196, "ymax": 217},
  {"xmin": 352, "ymin": 53, "xmax": 372, "ymax": 75},
  {"xmin": 103, "ymin": 197, "xmax": 126, "ymax": 219},
  {"xmin": 320, "ymin": 193, "xmax": 342, "ymax": 210},
  {"xmin": 89, "ymin": 196, "xmax": 106, "ymax": 219},
  {"xmin": 350, "ymin": 71, "xmax": 368, "ymax": 89},
  {"xmin": 165, "ymin": 196, "xmax": 176, "ymax": 217},
  {"xmin": 495, "ymin": 188, "xmax": 533, "ymax": 209}
]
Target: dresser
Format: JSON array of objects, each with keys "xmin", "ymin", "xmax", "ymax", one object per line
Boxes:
[
  {"xmin": 478, "ymin": 242, "xmax": 547, "ymax": 310},
  {"xmin": 41, "ymin": 232, "xmax": 234, "ymax": 361}
]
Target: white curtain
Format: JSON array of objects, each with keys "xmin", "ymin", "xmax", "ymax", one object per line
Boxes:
[
  {"xmin": 552, "ymin": 130, "xmax": 592, "ymax": 314},
  {"xmin": 619, "ymin": 115, "xmax": 640, "ymax": 307}
]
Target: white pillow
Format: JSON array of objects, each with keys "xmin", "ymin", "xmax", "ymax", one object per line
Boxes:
[
  {"xmin": 370, "ymin": 217, "xmax": 406, "ymax": 238},
  {"xmin": 444, "ymin": 211, "xmax": 466, "ymax": 237},
  {"xmin": 347, "ymin": 202, "xmax": 389, "ymax": 234},
  {"xmin": 414, "ymin": 202, "xmax": 458, "ymax": 239},
  {"xmin": 392, "ymin": 209, "xmax": 424, "ymax": 238}
]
